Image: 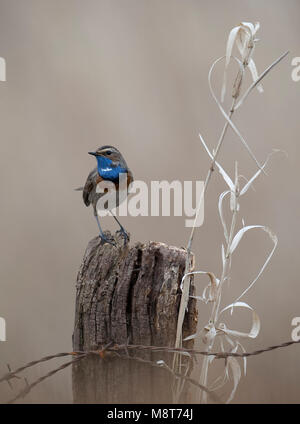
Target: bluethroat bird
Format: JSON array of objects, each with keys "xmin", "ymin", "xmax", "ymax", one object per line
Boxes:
[{"xmin": 77, "ymin": 145, "xmax": 133, "ymax": 246}]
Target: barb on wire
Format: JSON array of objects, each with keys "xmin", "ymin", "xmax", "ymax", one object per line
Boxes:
[
  {"xmin": 0, "ymin": 352, "xmax": 73, "ymax": 385},
  {"xmin": 6, "ymin": 364, "xmax": 19, "ymax": 390}
]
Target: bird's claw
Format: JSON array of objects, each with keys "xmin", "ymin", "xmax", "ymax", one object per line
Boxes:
[
  {"xmin": 116, "ymin": 228, "xmax": 130, "ymax": 245},
  {"xmin": 99, "ymin": 234, "xmax": 116, "ymax": 247}
]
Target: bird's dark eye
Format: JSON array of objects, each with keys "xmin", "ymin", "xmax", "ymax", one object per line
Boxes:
[{"xmin": 106, "ymin": 150, "xmax": 112, "ymax": 155}]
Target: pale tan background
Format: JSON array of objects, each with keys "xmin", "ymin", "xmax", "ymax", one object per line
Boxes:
[{"xmin": 0, "ymin": 0, "xmax": 299, "ymax": 403}]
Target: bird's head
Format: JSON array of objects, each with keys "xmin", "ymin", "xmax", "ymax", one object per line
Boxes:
[
  {"xmin": 88, "ymin": 145, "xmax": 128, "ymax": 179},
  {"xmin": 89, "ymin": 145, "xmax": 124, "ymax": 163}
]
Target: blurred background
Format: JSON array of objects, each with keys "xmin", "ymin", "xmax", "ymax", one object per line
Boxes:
[{"xmin": 0, "ymin": 0, "xmax": 299, "ymax": 403}]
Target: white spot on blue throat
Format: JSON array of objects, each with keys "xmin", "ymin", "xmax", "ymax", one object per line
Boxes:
[{"xmin": 96, "ymin": 156, "xmax": 126, "ymax": 181}]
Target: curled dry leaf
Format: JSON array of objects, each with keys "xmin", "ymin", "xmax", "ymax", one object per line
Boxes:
[
  {"xmin": 218, "ymin": 301, "xmax": 261, "ymax": 339},
  {"xmin": 182, "ymin": 270, "xmax": 218, "ymax": 304},
  {"xmin": 229, "ymin": 226, "xmax": 278, "ymax": 303}
]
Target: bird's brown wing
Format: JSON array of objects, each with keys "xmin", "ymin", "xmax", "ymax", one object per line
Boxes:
[
  {"xmin": 127, "ymin": 169, "xmax": 134, "ymax": 187},
  {"xmin": 82, "ymin": 168, "xmax": 99, "ymax": 206}
]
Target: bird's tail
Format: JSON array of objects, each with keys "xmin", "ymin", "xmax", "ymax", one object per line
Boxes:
[{"xmin": 74, "ymin": 186, "xmax": 84, "ymax": 191}]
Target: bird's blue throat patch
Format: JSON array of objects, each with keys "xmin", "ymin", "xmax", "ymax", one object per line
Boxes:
[{"xmin": 96, "ymin": 155, "xmax": 127, "ymax": 182}]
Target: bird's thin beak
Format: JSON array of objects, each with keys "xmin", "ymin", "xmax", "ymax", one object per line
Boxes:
[{"xmin": 88, "ymin": 151, "xmax": 97, "ymax": 156}]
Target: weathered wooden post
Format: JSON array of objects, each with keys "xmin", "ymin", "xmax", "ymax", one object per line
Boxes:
[{"xmin": 72, "ymin": 232, "xmax": 197, "ymax": 403}]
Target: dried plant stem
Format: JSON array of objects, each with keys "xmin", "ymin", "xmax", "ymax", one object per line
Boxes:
[
  {"xmin": 199, "ymin": 354, "xmax": 211, "ymax": 403},
  {"xmin": 182, "ymin": 44, "xmax": 255, "ymax": 403},
  {"xmin": 199, "ymin": 169, "xmax": 239, "ymax": 402},
  {"xmin": 187, "ymin": 104, "xmax": 235, "ymax": 253},
  {"xmin": 175, "ymin": 100, "xmax": 236, "ymax": 341},
  {"xmin": 212, "ymin": 183, "xmax": 239, "ymax": 322},
  {"xmin": 173, "ymin": 100, "xmax": 236, "ymax": 401}
]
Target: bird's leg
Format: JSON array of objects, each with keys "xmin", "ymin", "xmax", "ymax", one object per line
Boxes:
[
  {"xmin": 94, "ymin": 214, "xmax": 116, "ymax": 246},
  {"xmin": 110, "ymin": 211, "xmax": 129, "ymax": 244}
]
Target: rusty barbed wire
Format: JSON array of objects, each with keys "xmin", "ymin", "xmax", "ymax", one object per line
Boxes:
[
  {"xmin": 110, "ymin": 338, "xmax": 300, "ymax": 359},
  {"xmin": 0, "ymin": 338, "xmax": 299, "ymax": 403},
  {"xmin": 6, "ymin": 355, "xmax": 87, "ymax": 404},
  {"xmin": 0, "ymin": 352, "xmax": 73, "ymax": 385},
  {"xmin": 4, "ymin": 349, "xmax": 219, "ymax": 404}
]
